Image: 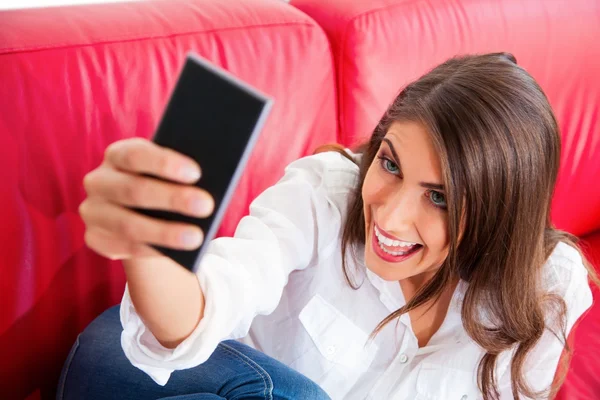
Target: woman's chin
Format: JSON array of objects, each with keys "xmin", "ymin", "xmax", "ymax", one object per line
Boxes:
[{"xmin": 364, "ymin": 251, "xmax": 417, "ymax": 281}]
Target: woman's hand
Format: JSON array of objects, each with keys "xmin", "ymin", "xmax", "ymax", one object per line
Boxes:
[{"xmin": 80, "ymin": 137, "xmax": 215, "ymax": 260}]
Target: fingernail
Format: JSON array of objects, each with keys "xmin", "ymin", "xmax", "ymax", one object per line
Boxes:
[
  {"xmin": 191, "ymin": 199, "xmax": 211, "ymax": 215},
  {"xmin": 181, "ymin": 230, "xmax": 202, "ymax": 248},
  {"xmin": 180, "ymin": 166, "xmax": 200, "ymax": 182}
]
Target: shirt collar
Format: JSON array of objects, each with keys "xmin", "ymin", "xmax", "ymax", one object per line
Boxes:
[
  {"xmin": 355, "ymin": 244, "xmax": 470, "ymax": 345},
  {"xmin": 363, "ymin": 261, "xmax": 470, "ymax": 345}
]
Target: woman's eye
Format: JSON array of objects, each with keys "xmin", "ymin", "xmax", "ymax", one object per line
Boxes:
[
  {"xmin": 384, "ymin": 159, "xmax": 399, "ymax": 174},
  {"xmin": 429, "ymin": 190, "xmax": 447, "ymax": 208}
]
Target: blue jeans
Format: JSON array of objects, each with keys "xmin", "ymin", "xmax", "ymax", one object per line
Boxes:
[{"xmin": 57, "ymin": 305, "xmax": 330, "ymax": 400}]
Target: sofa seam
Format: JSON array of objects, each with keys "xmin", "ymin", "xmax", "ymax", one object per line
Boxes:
[
  {"xmin": 288, "ymin": 5, "xmax": 341, "ymax": 146},
  {"xmin": 581, "ymin": 229, "xmax": 600, "ymax": 239},
  {"xmin": 0, "ymin": 21, "xmax": 315, "ymax": 56}
]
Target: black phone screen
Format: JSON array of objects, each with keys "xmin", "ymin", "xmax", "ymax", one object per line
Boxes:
[{"xmin": 135, "ymin": 54, "xmax": 272, "ymax": 272}]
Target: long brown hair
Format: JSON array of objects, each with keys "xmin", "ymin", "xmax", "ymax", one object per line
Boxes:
[{"xmin": 330, "ymin": 53, "xmax": 597, "ymax": 399}]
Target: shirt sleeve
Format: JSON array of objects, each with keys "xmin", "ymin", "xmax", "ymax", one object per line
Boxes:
[
  {"xmin": 119, "ymin": 152, "xmax": 358, "ymax": 385},
  {"xmin": 496, "ymin": 244, "xmax": 594, "ymax": 399}
]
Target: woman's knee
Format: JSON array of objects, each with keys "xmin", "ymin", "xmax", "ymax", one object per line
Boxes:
[
  {"xmin": 57, "ymin": 305, "xmax": 144, "ymax": 399},
  {"xmin": 269, "ymin": 366, "xmax": 330, "ymax": 400},
  {"xmin": 217, "ymin": 341, "xmax": 330, "ymax": 400},
  {"xmin": 68, "ymin": 305, "xmax": 124, "ymax": 368},
  {"xmin": 57, "ymin": 309, "xmax": 330, "ymax": 400}
]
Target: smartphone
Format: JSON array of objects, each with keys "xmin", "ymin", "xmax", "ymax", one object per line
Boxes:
[{"xmin": 135, "ymin": 53, "xmax": 273, "ymax": 273}]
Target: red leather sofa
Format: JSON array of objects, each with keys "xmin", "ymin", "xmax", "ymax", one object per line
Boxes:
[{"xmin": 0, "ymin": 0, "xmax": 597, "ymax": 398}]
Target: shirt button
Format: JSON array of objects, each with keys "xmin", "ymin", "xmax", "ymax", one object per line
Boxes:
[
  {"xmin": 461, "ymin": 396, "xmax": 468, "ymax": 400},
  {"xmin": 326, "ymin": 345, "xmax": 336, "ymax": 355},
  {"xmin": 399, "ymin": 353, "xmax": 409, "ymax": 363}
]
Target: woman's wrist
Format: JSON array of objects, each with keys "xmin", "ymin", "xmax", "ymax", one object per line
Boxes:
[{"xmin": 123, "ymin": 257, "xmax": 205, "ymax": 348}]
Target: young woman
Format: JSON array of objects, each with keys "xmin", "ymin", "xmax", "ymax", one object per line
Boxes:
[{"xmin": 60, "ymin": 53, "xmax": 595, "ymax": 400}]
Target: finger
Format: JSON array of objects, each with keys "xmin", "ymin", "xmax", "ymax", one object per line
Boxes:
[
  {"xmin": 105, "ymin": 138, "xmax": 202, "ymax": 184},
  {"xmin": 84, "ymin": 227, "xmax": 160, "ymax": 260},
  {"xmin": 79, "ymin": 198, "xmax": 204, "ymax": 250},
  {"xmin": 84, "ymin": 167, "xmax": 214, "ymax": 218}
]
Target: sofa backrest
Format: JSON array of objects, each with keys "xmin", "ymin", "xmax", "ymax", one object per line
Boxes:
[
  {"xmin": 0, "ymin": 0, "xmax": 336, "ymax": 397},
  {"xmin": 293, "ymin": 0, "xmax": 600, "ymax": 238}
]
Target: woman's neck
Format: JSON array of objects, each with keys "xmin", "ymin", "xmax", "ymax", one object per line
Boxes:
[{"xmin": 399, "ymin": 274, "xmax": 460, "ymax": 347}]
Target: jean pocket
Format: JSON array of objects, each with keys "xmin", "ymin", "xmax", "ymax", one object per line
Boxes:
[{"xmin": 56, "ymin": 334, "xmax": 81, "ymax": 400}]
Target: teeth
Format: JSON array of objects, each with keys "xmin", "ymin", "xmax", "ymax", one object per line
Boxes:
[
  {"xmin": 374, "ymin": 225, "xmax": 418, "ymax": 249},
  {"xmin": 378, "ymin": 241, "xmax": 409, "ymax": 256}
]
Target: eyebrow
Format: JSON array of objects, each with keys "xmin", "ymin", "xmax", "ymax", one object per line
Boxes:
[{"xmin": 381, "ymin": 137, "xmax": 445, "ymax": 191}]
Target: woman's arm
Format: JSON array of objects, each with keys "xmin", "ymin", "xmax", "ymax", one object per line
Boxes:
[
  {"xmin": 123, "ymin": 257, "xmax": 204, "ymax": 349},
  {"xmin": 80, "ymin": 138, "xmax": 215, "ymax": 350},
  {"xmin": 120, "ymin": 151, "xmax": 355, "ymax": 385}
]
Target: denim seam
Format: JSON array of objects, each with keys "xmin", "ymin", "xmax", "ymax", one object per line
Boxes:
[
  {"xmin": 219, "ymin": 343, "xmax": 274, "ymax": 400},
  {"xmin": 56, "ymin": 334, "xmax": 81, "ymax": 400}
]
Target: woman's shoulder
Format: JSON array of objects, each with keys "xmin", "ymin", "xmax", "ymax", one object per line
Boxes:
[
  {"xmin": 542, "ymin": 241, "xmax": 590, "ymax": 297},
  {"xmin": 283, "ymin": 150, "xmax": 361, "ymax": 193}
]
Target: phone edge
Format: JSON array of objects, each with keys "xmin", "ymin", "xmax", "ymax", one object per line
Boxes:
[{"xmin": 185, "ymin": 52, "xmax": 275, "ymax": 273}]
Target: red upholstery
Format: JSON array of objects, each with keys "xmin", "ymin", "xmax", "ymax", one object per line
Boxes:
[
  {"xmin": 293, "ymin": 0, "xmax": 600, "ymax": 397},
  {"xmin": 293, "ymin": 0, "xmax": 600, "ymax": 238},
  {"xmin": 0, "ymin": 1, "xmax": 336, "ymax": 398},
  {"xmin": 561, "ymin": 231, "xmax": 600, "ymax": 400},
  {"xmin": 2, "ymin": 0, "xmax": 598, "ymax": 398}
]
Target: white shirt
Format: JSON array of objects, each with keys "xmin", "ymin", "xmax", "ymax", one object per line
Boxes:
[{"xmin": 120, "ymin": 151, "xmax": 593, "ymax": 400}]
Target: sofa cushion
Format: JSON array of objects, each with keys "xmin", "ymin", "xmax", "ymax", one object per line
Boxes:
[
  {"xmin": 0, "ymin": 0, "xmax": 336, "ymax": 398},
  {"xmin": 293, "ymin": 0, "xmax": 600, "ymax": 238}
]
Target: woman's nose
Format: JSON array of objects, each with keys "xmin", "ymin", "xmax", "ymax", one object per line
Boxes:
[{"xmin": 378, "ymin": 188, "xmax": 419, "ymax": 229}]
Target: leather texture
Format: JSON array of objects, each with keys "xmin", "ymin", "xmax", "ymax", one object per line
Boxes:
[
  {"xmin": 563, "ymin": 230, "xmax": 600, "ymax": 400},
  {"xmin": 0, "ymin": 1, "xmax": 336, "ymax": 398},
  {"xmin": 1, "ymin": 0, "xmax": 598, "ymax": 398},
  {"xmin": 294, "ymin": 0, "xmax": 600, "ymax": 238}
]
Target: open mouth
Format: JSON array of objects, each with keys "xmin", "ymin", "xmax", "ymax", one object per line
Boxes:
[{"xmin": 372, "ymin": 224, "xmax": 423, "ymax": 262}]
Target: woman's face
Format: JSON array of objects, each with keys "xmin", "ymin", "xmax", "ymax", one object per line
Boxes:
[{"xmin": 362, "ymin": 121, "xmax": 449, "ymax": 282}]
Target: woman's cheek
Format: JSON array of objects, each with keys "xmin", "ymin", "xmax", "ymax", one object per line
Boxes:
[
  {"xmin": 417, "ymin": 205, "xmax": 447, "ymax": 247},
  {"xmin": 362, "ymin": 164, "xmax": 380, "ymax": 204}
]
